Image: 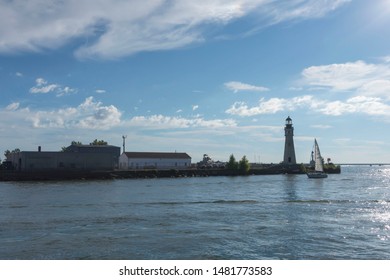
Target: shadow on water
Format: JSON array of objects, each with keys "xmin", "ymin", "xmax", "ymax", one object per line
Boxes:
[{"xmin": 284, "ymin": 175, "xmax": 299, "ymax": 201}]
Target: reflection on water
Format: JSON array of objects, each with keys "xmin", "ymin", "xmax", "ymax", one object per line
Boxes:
[{"xmin": 1, "ymin": 165, "xmax": 390, "ymax": 259}]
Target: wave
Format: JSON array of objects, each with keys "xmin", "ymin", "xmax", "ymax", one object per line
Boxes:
[
  {"xmin": 287, "ymin": 199, "xmax": 390, "ymax": 204},
  {"xmin": 148, "ymin": 200, "xmax": 259, "ymax": 205},
  {"xmin": 8, "ymin": 205, "xmax": 28, "ymax": 209},
  {"xmin": 212, "ymin": 199, "xmax": 258, "ymax": 204}
]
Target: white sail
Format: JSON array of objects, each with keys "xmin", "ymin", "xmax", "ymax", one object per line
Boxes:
[
  {"xmin": 307, "ymin": 139, "xmax": 327, "ymax": 178},
  {"xmin": 314, "ymin": 139, "xmax": 324, "ymax": 172}
]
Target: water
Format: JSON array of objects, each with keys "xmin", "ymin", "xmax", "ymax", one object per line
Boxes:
[{"xmin": 1, "ymin": 166, "xmax": 389, "ymax": 260}]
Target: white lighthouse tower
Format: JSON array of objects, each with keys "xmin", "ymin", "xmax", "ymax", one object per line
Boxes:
[{"xmin": 283, "ymin": 116, "xmax": 296, "ymax": 165}]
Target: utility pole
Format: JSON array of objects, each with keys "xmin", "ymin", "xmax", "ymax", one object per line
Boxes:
[{"xmin": 122, "ymin": 135, "xmax": 127, "ymax": 153}]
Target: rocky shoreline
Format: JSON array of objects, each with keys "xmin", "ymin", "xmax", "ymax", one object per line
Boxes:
[{"xmin": 0, "ymin": 164, "xmax": 340, "ymax": 181}]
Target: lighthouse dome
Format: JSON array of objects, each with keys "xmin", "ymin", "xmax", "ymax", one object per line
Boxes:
[{"xmin": 285, "ymin": 116, "xmax": 292, "ymax": 125}]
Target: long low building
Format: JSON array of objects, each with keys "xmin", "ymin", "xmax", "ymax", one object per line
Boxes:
[
  {"xmin": 119, "ymin": 152, "xmax": 191, "ymax": 170},
  {"xmin": 7, "ymin": 144, "xmax": 120, "ymax": 171}
]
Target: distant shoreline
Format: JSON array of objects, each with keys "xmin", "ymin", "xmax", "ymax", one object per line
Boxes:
[{"xmin": 337, "ymin": 163, "xmax": 390, "ymax": 166}]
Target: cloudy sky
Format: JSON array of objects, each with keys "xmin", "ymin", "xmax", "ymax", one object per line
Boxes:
[{"xmin": 1, "ymin": 0, "xmax": 390, "ymax": 163}]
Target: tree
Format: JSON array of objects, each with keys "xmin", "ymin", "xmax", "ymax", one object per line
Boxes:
[
  {"xmin": 61, "ymin": 141, "xmax": 83, "ymax": 151},
  {"xmin": 61, "ymin": 140, "xmax": 108, "ymax": 151},
  {"xmin": 226, "ymin": 154, "xmax": 238, "ymax": 170},
  {"xmin": 4, "ymin": 148, "xmax": 20, "ymax": 158},
  {"xmin": 4, "ymin": 150, "xmax": 10, "ymax": 158},
  {"xmin": 238, "ymin": 155, "xmax": 250, "ymax": 174},
  {"xmin": 90, "ymin": 139, "xmax": 108, "ymax": 145}
]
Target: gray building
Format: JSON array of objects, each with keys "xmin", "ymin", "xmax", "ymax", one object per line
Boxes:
[{"xmin": 7, "ymin": 144, "xmax": 120, "ymax": 171}]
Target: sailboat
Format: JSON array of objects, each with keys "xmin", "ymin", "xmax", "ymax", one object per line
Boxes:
[{"xmin": 307, "ymin": 139, "xmax": 328, "ymax": 179}]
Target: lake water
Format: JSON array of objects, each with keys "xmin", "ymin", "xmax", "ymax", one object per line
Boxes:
[{"xmin": 1, "ymin": 165, "xmax": 389, "ymax": 260}]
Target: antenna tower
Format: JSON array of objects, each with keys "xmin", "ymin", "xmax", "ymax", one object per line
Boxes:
[{"xmin": 122, "ymin": 135, "xmax": 127, "ymax": 153}]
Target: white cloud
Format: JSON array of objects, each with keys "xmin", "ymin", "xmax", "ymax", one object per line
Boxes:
[
  {"xmin": 76, "ymin": 97, "xmax": 122, "ymax": 129},
  {"xmin": 57, "ymin": 86, "xmax": 77, "ymax": 97},
  {"xmin": 36, "ymin": 78, "xmax": 46, "ymax": 86},
  {"xmin": 288, "ymin": 58, "xmax": 390, "ymax": 117},
  {"xmin": 319, "ymin": 96, "xmax": 390, "ymax": 116},
  {"xmin": 0, "ymin": 0, "xmax": 350, "ymax": 59},
  {"xmin": 225, "ymin": 58, "xmax": 390, "ymax": 119},
  {"xmin": 226, "ymin": 94, "xmax": 390, "ymax": 118},
  {"xmin": 7, "ymin": 96, "xmax": 122, "ymax": 130},
  {"xmin": 30, "ymin": 78, "xmax": 59, "ymax": 94},
  {"xmin": 1, "ymin": 97, "xmax": 237, "ymax": 132},
  {"xmin": 95, "ymin": 89, "xmax": 106, "ymax": 94},
  {"xmin": 15, "ymin": 72, "xmax": 23, "ymax": 77},
  {"xmin": 29, "ymin": 77, "xmax": 77, "ymax": 96},
  {"xmin": 382, "ymin": 55, "xmax": 390, "ymax": 63},
  {"xmin": 6, "ymin": 102, "xmax": 20, "ymax": 111},
  {"xmin": 301, "ymin": 59, "xmax": 390, "ymax": 99},
  {"xmin": 302, "ymin": 60, "xmax": 377, "ymax": 91},
  {"xmin": 192, "ymin": 105, "xmax": 199, "ymax": 111},
  {"xmin": 128, "ymin": 114, "xmax": 237, "ymax": 129},
  {"xmin": 226, "ymin": 95, "xmax": 314, "ymax": 116},
  {"xmin": 225, "ymin": 81, "xmax": 269, "ymax": 93},
  {"xmin": 357, "ymin": 79, "xmax": 390, "ymax": 100},
  {"xmin": 262, "ymin": 0, "xmax": 351, "ymax": 24}
]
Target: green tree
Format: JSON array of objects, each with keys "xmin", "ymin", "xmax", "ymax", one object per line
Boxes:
[
  {"xmin": 226, "ymin": 154, "xmax": 238, "ymax": 170},
  {"xmin": 90, "ymin": 139, "xmax": 108, "ymax": 145},
  {"xmin": 61, "ymin": 141, "xmax": 83, "ymax": 151},
  {"xmin": 238, "ymin": 155, "xmax": 250, "ymax": 174},
  {"xmin": 4, "ymin": 150, "xmax": 10, "ymax": 158},
  {"xmin": 4, "ymin": 148, "xmax": 20, "ymax": 158}
]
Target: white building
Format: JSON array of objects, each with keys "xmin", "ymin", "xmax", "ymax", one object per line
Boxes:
[{"xmin": 119, "ymin": 152, "xmax": 191, "ymax": 170}]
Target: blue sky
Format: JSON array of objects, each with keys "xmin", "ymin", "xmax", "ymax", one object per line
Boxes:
[{"xmin": 1, "ymin": 0, "xmax": 390, "ymax": 163}]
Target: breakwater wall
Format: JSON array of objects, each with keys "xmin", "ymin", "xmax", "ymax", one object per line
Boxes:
[{"xmin": 0, "ymin": 164, "xmax": 340, "ymax": 182}]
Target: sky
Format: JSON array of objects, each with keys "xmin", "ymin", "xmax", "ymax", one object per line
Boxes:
[{"xmin": 1, "ymin": 0, "xmax": 390, "ymax": 164}]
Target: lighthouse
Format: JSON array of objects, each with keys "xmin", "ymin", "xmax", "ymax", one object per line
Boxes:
[{"xmin": 283, "ymin": 116, "xmax": 296, "ymax": 165}]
